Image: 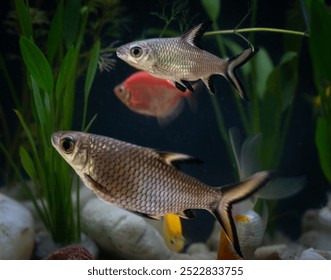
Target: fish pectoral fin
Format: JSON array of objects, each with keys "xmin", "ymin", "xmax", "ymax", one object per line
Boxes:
[
  {"xmin": 202, "ymin": 75, "xmax": 216, "ymax": 94},
  {"xmin": 156, "ymin": 151, "xmax": 203, "ymax": 170},
  {"xmin": 180, "ymin": 80, "xmax": 194, "ymax": 92},
  {"xmin": 181, "ymin": 21, "xmax": 212, "ymax": 49},
  {"xmin": 177, "ymin": 209, "xmax": 195, "ymax": 219}
]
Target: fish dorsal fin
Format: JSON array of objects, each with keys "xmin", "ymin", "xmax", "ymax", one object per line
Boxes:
[
  {"xmin": 181, "ymin": 21, "xmax": 212, "ymax": 49},
  {"xmin": 157, "ymin": 151, "xmax": 202, "ymax": 170}
]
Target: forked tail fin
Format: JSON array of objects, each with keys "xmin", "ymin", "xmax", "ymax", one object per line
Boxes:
[
  {"xmin": 213, "ymin": 171, "xmax": 272, "ymax": 258},
  {"xmin": 225, "ymin": 48, "xmax": 258, "ymax": 101}
]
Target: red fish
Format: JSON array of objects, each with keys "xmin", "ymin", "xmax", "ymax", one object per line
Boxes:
[{"xmin": 114, "ymin": 71, "xmax": 193, "ymax": 125}]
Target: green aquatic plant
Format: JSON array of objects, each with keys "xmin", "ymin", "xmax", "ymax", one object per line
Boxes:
[
  {"xmin": 201, "ymin": 0, "xmax": 305, "ymax": 173},
  {"xmin": 304, "ymin": 0, "xmax": 331, "ymax": 186},
  {"xmin": 0, "ymin": 0, "xmax": 123, "ymax": 245}
]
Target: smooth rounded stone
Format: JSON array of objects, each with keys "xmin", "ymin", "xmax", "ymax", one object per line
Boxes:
[
  {"xmin": 299, "ymin": 231, "xmax": 319, "ymax": 248},
  {"xmin": 81, "ymin": 197, "xmax": 172, "ymax": 259},
  {"xmin": 299, "ymin": 248, "xmax": 327, "ymax": 260},
  {"xmin": 171, "ymin": 251, "xmax": 216, "ymax": 260},
  {"xmin": 302, "ymin": 209, "xmax": 319, "ymax": 232},
  {"xmin": 186, "ymin": 242, "xmax": 210, "ymax": 255},
  {"xmin": 254, "ymin": 244, "xmax": 287, "ymax": 260},
  {"xmin": 206, "ymin": 221, "xmax": 221, "ymax": 251},
  {"xmin": 0, "ymin": 193, "xmax": 34, "ymax": 259}
]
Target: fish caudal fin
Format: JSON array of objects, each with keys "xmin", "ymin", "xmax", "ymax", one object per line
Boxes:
[
  {"xmin": 224, "ymin": 48, "xmax": 259, "ymax": 101},
  {"xmin": 213, "ymin": 171, "xmax": 272, "ymax": 258}
]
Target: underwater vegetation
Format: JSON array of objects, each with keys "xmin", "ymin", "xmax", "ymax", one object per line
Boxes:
[
  {"xmin": 0, "ymin": 0, "xmax": 124, "ymax": 246},
  {"xmin": 0, "ymin": 0, "xmax": 330, "ymax": 259}
]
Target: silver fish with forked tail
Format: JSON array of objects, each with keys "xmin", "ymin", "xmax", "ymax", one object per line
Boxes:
[
  {"xmin": 116, "ymin": 21, "xmax": 257, "ymax": 101},
  {"xmin": 51, "ymin": 131, "xmax": 271, "ymax": 258}
]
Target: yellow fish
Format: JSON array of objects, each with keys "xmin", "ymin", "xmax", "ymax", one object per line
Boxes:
[{"xmin": 163, "ymin": 214, "xmax": 185, "ymax": 252}]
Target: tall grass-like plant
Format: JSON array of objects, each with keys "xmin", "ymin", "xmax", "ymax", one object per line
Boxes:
[{"xmin": 1, "ymin": 0, "xmax": 100, "ymax": 245}]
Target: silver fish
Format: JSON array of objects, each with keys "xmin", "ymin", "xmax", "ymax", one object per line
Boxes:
[
  {"xmin": 51, "ymin": 131, "xmax": 271, "ymax": 257},
  {"xmin": 116, "ymin": 21, "xmax": 257, "ymax": 101}
]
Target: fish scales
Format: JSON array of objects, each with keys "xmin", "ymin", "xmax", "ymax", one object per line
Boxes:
[
  {"xmin": 52, "ymin": 131, "xmax": 271, "ymax": 258},
  {"xmin": 82, "ymin": 133, "xmax": 216, "ymax": 214},
  {"xmin": 134, "ymin": 38, "xmax": 225, "ymax": 80}
]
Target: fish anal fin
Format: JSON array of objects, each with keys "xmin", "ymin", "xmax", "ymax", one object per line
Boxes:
[
  {"xmin": 202, "ymin": 75, "xmax": 216, "ymax": 94},
  {"xmin": 156, "ymin": 151, "xmax": 203, "ymax": 170},
  {"xmin": 181, "ymin": 21, "xmax": 212, "ymax": 49},
  {"xmin": 180, "ymin": 80, "xmax": 194, "ymax": 92},
  {"xmin": 174, "ymin": 81, "xmax": 187, "ymax": 92}
]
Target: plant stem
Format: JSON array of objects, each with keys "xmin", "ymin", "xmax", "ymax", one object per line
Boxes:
[{"xmin": 205, "ymin": 27, "xmax": 308, "ymax": 37}]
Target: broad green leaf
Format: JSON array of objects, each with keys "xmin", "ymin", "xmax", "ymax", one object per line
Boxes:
[
  {"xmin": 265, "ymin": 51, "xmax": 298, "ymax": 111},
  {"xmin": 63, "ymin": 0, "xmax": 81, "ymax": 46},
  {"xmin": 316, "ymin": 117, "xmax": 331, "ymax": 184},
  {"xmin": 201, "ymin": 0, "xmax": 220, "ymax": 22},
  {"xmin": 15, "ymin": 0, "xmax": 33, "ymax": 38},
  {"xmin": 304, "ymin": 0, "xmax": 331, "ymax": 83},
  {"xmin": 55, "ymin": 45, "xmax": 75, "ymax": 102},
  {"xmin": 47, "ymin": 0, "xmax": 64, "ymax": 65},
  {"xmin": 254, "ymin": 48, "xmax": 274, "ymax": 99},
  {"xmin": 19, "ymin": 146, "xmax": 37, "ymax": 180},
  {"xmin": 19, "ymin": 36, "xmax": 54, "ymax": 94},
  {"xmin": 82, "ymin": 40, "xmax": 100, "ymax": 130}
]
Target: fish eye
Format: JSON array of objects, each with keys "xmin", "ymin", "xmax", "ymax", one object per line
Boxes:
[
  {"xmin": 118, "ymin": 86, "xmax": 125, "ymax": 93},
  {"xmin": 130, "ymin": 46, "xmax": 143, "ymax": 58},
  {"xmin": 60, "ymin": 136, "xmax": 75, "ymax": 154}
]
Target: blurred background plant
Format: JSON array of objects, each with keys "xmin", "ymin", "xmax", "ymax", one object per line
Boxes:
[
  {"xmin": 0, "ymin": 0, "xmax": 124, "ymax": 245},
  {"xmin": 304, "ymin": 0, "xmax": 331, "ymax": 188}
]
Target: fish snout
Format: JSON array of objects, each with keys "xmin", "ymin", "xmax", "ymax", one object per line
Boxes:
[
  {"xmin": 116, "ymin": 47, "xmax": 125, "ymax": 59},
  {"xmin": 51, "ymin": 132, "xmax": 61, "ymax": 147}
]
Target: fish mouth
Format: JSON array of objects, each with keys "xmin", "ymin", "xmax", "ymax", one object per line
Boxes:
[{"xmin": 116, "ymin": 48, "xmax": 125, "ymax": 59}]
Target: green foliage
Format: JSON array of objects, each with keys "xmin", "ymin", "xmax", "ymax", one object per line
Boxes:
[
  {"xmin": 201, "ymin": 0, "xmax": 220, "ymax": 22},
  {"xmin": 0, "ymin": 0, "xmax": 122, "ymax": 245},
  {"xmin": 316, "ymin": 117, "xmax": 331, "ymax": 184},
  {"xmin": 20, "ymin": 37, "xmax": 54, "ymax": 94},
  {"xmin": 304, "ymin": 0, "xmax": 331, "ymax": 185}
]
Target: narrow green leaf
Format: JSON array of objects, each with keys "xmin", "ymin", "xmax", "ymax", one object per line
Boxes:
[
  {"xmin": 84, "ymin": 40, "xmax": 100, "ymax": 99},
  {"xmin": 15, "ymin": 0, "xmax": 33, "ymax": 38},
  {"xmin": 254, "ymin": 48, "xmax": 274, "ymax": 99},
  {"xmin": 63, "ymin": 0, "xmax": 81, "ymax": 46},
  {"xmin": 316, "ymin": 117, "xmax": 331, "ymax": 184},
  {"xmin": 201, "ymin": 0, "xmax": 220, "ymax": 22},
  {"xmin": 19, "ymin": 146, "xmax": 37, "ymax": 180},
  {"xmin": 19, "ymin": 36, "xmax": 54, "ymax": 94},
  {"xmin": 304, "ymin": 0, "xmax": 331, "ymax": 83},
  {"xmin": 55, "ymin": 45, "xmax": 75, "ymax": 102},
  {"xmin": 47, "ymin": 0, "xmax": 64, "ymax": 65},
  {"xmin": 14, "ymin": 109, "xmax": 39, "ymax": 163},
  {"xmin": 265, "ymin": 51, "xmax": 298, "ymax": 111},
  {"xmin": 82, "ymin": 40, "xmax": 100, "ymax": 130},
  {"xmin": 31, "ymin": 76, "xmax": 47, "ymax": 128}
]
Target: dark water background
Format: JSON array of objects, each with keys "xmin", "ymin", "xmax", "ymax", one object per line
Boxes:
[{"xmin": 0, "ymin": 0, "xmax": 328, "ymax": 243}]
